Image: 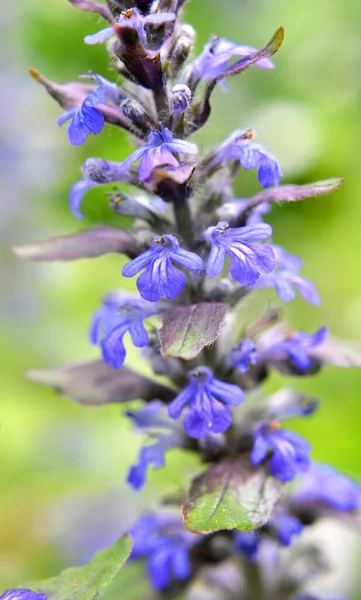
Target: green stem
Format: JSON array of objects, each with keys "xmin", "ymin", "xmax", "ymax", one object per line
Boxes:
[
  {"xmin": 243, "ymin": 561, "xmax": 264, "ymax": 600},
  {"xmin": 173, "ymin": 197, "xmax": 194, "ymax": 249}
]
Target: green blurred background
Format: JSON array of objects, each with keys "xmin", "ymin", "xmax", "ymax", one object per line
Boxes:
[{"xmin": 1, "ymin": 0, "xmax": 361, "ymax": 596}]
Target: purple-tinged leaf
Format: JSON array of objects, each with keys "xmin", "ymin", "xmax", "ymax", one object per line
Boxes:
[
  {"xmin": 68, "ymin": 0, "xmax": 113, "ymax": 22},
  {"xmin": 233, "ymin": 178, "xmax": 344, "ymax": 226},
  {"xmin": 25, "ymin": 535, "xmax": 132, "ymax": 600},
  {"xmin": 27, "ymin": 360, "xmax": 176, "ymax": 405},
  {"xmin": 183, "ymin": 458, "xmax": 282, "ymax": 534},
  {"xmin": 190, "ymin": 27, "xmax": 284, "ymax": 134},
  {"xmin": 13, "ymin": 226, "xmax": 140, "ymax": 261},
  {"xmin": 159, "ymin": 303, "xmax": 228, "ymax": 360},
  {"xmin": 113, "ymin": 26, "xmax": 163, "ymax": 90},
  {"xmin": 29, "ymin": 70, "xmax": 133, "ymax": 132},
  {"xmin": 29, "ymin": 68, "xmax": 95, "ymax": 111},
  {"xmin": 219, "ymin": 26, "xmax": 284, "ymax": 81}
]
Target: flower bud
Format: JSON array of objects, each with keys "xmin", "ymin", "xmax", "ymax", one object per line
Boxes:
[
  {"xmin": 169, "ymin": 25, "xmax": 196, "ymax": 76},
  {"xmin": 170, "ymin": 84, "xmax": 191, "ymax": 118},
  {"xmin": 83, "ymin": 158, "xmax": 125, "ymax": 183},
  {"xmin": 121, "ymin": 98, "xmax": 150, "ymax": 127}
]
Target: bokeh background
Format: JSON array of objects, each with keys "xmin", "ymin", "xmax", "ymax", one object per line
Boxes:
[{"xmin": 1, "ymin": 0, "xmax": 361, "ymax": 596}]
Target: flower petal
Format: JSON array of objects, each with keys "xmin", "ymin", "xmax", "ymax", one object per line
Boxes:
[
  {"xmin": 69, "ymin": 179, "xmax": 96, "ymax": 219},
  {"xmin": 129, "ymin": 319, "xmax": 149, "ymax": 348},
  {"xmin": 168, "ymin": 385, "xmax": 194, "ymax": 419},
  {"xmin": 165, "ymin": 140, "xmax": 198, "ymax": 155},
  {"xmin": 228, "ymin": 243, "xmax": 275, "ymax": 286},
  {"xmin": 171, "ymin": 247, "xmax": 203, "ymax": 270},
  {"xmin": 84, "ymin": 27, "xmax": 114, "ymax": 45},
  {"xmin": 250, "ymin": 434, "xmax": 270, "ymax": 465},
  {"xmin": 208, "ymin": 378, "xmax": 245, "ymax": 405},
  {"xmin": 206, "ymin": 242, "xmax": 227, "ymax": 278},
  {"xmin": 291, "ymin": 275, "xmax": 320, "ymax": 306},
  {"xmin": 136, "ymin": 257, "xmax": 186, "ymax": 302},
  {"xmin": 122, "ymin": 245, "xmax": 160, "ymax": 278},
  {"xmin": 138, "ymin": 146, "xmax": 179, "ymax": 181}
]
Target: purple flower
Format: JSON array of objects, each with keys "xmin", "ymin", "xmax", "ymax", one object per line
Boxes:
[
  {"xmin": 234, "ymin": 531, "xmax": 261, "ymax": 562},
  {"xmin": 130, "ymin": 512, "xmax": 196, "ymax": 590},
  {"xmin": 84, "ymin": 7, "xmax": 176, "ymax": 46},
  {"xmin": 90, "ymin": 293, "xmax": 157, "ymax": 368},
  {"xmin": 253, "ymin": 245, "xmax": 320, "ymax": 305},
  {"xmin": 271, "ymin": 509, "xmax": 303, "ymax": 546},
  {"xmin": 170, "ymin": 84, "xmax": 192, "ymax": 118},
  {"xmin": 192, "ymin": 36, "xmax": 274, "ymax": 84},
  {"xmin": 219, "ymin": 198, "xmax": 271, "ymax": 226},
  {"xmin": 57, "ymin": 75, "xmax": 120, "ymax": 145},
  {"xmin": 250, "ymin": 422, "xmax": 311, "ymax": 482},
  {"xmin": 0, "ymin": 592, "xmax": 46, "ymax": 600},
  {"xmin": 205, "ymin": 221, "xmax": 275, "ymax": 286},
  {"xmin": 209, "ymin": 131, "xmax": 281, "ymax": 188},
  {"xmin": 168, "ymin": 366, "xmax": 245, "ymax": 438},
  {"xmin": 70, "ymin": 158, "xmax": 129, "ymax": 218},
  {"xmin": 267, "ymin": 389, "xmax": 319, "ymax": 421},
  {"xmin": 115, "ymin": 124, "xmax": 198, "ymax": 182},
  {"xmin": 126, "ymin": 401, "xmax": 182, "ymax": 490},
  {"xmin": 260, "ymin": 326, "xmax": 328, "ymax": 372},
  {"xmin": 292, "ymin": 464, "xmax": 361, "ymax": 512},
  {"xmin": 230, "ymin": 339, "xmax": 259, "ymax": 373},
  {"xmin": 122, "ymin": 234, "xmax": 202, "ymax": 302}
]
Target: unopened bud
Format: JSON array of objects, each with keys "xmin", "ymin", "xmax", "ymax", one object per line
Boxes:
[
  {"xmin": 170, "ymin": 84, "xmax": 191, "ymax": 118},
  {"xmin": 169, "ymin": 25, "xmax": 196, "ymax": 75},
  {"xmin": 121, "ymin": 98, "xmax": 150, "ymax": 127},
  {"xmin": 83, "ymin": 158, "xmax": 125, "ymax": 183}
]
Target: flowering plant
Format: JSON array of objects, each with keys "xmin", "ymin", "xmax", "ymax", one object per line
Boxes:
[{"xmin": 8, "ymin": 1, "xmax": 361, "ymax": 599}]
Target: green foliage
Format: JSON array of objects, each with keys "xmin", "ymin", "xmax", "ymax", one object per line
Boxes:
[
  {"xmin": 183, "ymin": 459, "xmax": 282, "ymax": 533},
  {"xmin": 159, "ymin": 303, "xmax": 228, "ymax": 360},
  {"xmin": 25, "ymin": 535, "xmax": 133, "ymax": 600}
]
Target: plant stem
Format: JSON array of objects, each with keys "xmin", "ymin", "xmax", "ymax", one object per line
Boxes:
[
  {"xmin": 173, "ymin": 197, "xmax": 194, "ymax": 248},
  {"xmin": 243, "ymin": 562, "xmax": 264, "ymax": 600}
]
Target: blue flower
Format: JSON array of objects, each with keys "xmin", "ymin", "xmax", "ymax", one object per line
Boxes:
[
  {"xmin": 84, "ymin": 7, "xmax": 176, "ymax": 46},
  {"xmin": 115, "ymin": 124, "xmax": 198, "ymax": 182},
  {"xmin": 253, "ymin": 245, "xmax": 320, "ymax": 305},
  {"xmin": 219, "ymin": 197, "xmax": 271, "ymax": 225},
  {"xmin": 260, "ymin": 326, "xmax": 328, "ymax": 372},
  {"xmin": 70, "ymin": 158, "xmax": 129, "ymax": 218},
  {"xmin": 271, "ymin": 509, "xmax": 303, "ymax": 546},
  {"xmin": 57, "ymin": 75, "xmax": 120, "ymax": 145},
  {"xmin": 126, "ymin": 401, "xmax": 182, "ymax": 490},
  {"xmin": 209, "ymin": 130, "xmax": 281, "ymax": 188},
  {"xmin": 250, "ymin": 422, "xmax": 311, "ymax": 482},
  {"xmin": 0, "ymin": 592, "xmax": 47, "ymax": 600},
  {"xmin": 90, "ymin": 293, "xmax": 158, "ymax": 368},
  {"xmin": 234, "ymin": 531, "xmax": 261, "ymax": 562},
  {"xmin": 122, "ymin": 234, "xmax": 202, "ymax": 302},
  {"xmin": 205, "ymin": 221, "xmax": 275, "ymax": 286},
  {"xmin": 230, "ymin": 339, "xmax": 259, "ymax": 373},
  {"xmin": 168, "ymin": 366, "xmax": 245, "ymax": 438},
  {"xmin": 292, "ymin": 463, "xmax": 361, "ymax": 512},
  {"xmin": 130, "ymin": 512, "xmax": 196, "ymax": 590},
  {"xmin": 192, "ymin": 36, "xmax": 274, "ymax": 84}
]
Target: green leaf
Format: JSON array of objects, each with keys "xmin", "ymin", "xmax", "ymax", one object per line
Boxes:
[
  {"xmin": 159, "ymin": 303, "xmax": 228, "ymax": 360},
  {"xmin": 27, "ymin": 359, "xmax": 176, "ymax": 405},
  {"xmin": 183, "ymin": 458, "xmax": 282, "ymax": 534},
  {"xmin": 26, "ymin": 534, "xmax": 133, "ymax": 600},
  {"xmin": 13, "ymin": 226, "xmax": 140, "ymax": 261}
]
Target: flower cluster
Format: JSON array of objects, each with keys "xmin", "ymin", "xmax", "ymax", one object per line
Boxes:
[{"xmin": 14, "ymin": 1, "xmax": 360, "ymax": 600}]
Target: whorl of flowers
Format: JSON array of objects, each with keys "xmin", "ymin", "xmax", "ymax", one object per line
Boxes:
[{"xmin": 11, "ymin": 1, "xmax": 359, "ymax": 599}]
